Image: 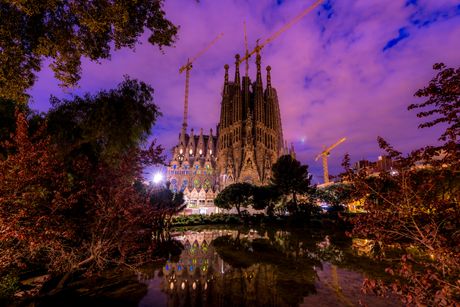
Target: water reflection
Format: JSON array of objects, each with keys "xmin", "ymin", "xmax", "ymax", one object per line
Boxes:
[{"xmin": 138, "ymin": 228, "xmax": 396, "ymax": 307}]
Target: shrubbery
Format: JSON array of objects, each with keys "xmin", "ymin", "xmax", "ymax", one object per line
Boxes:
[{"xmin": 172, "ymin": 214, "xmax": 242, "ymax": 226}]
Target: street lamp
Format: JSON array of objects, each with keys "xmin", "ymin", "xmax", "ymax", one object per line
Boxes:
[{"xmin": 153, "ymin": 172, "xmax": 164, "ymax": 184}]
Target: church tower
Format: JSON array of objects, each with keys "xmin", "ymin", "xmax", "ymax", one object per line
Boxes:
[{"xmin": 217, "ymin": 53, "xmax": 284, "ymax": 187}]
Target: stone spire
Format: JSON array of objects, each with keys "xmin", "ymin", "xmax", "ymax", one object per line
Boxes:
[
  {"xmin": 207, "ymin": 128, "xmax": 214, "ymax": 157},
  {"xmin": 256, "ymin": 51, "xmax": 262, "ymax": 87},
  {"xmin": 223, "ymin": 64, "xmax": 229, "ymax": 95},
  {"xmin": 186, "ymin": 128, "xmax": 195, "ymax": 159},
  {"xmin": 266, "ymin": 65, "xmax": 272, "ymax": 89},
  {"xmin": 234, "ymin": 54, "xmax": 241, "ymax": 87},
  {"xmin": 197, "ymin": 128, "xmax": 205, "ymax": 157}
]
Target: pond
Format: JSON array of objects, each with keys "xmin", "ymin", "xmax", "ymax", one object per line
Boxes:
[{"xmin": 35, "ymin": 227, "xmax": 400, "ymax": 307}]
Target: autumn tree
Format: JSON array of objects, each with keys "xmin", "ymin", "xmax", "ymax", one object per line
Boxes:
[
  {"xmin": 0, "ymin": 112, "xmax": 79, "ymax": 288},
  {"xmin": 215, "ymin": 183, "xmax": 254, "ymax": 217},
  {"xmin": 0, "ymin": 98, "xmax": 42, "ymax": 159},
  {"xmin": 0, "ymin": 77, "xmax": 167, "ymax": 298},
  {"xmin": 0, "ymin": 0, "xmax": 177, "ymax": 102},
  {"xmin": 347, "ymin": 63, "xmax": 460, "ymax": 306}
]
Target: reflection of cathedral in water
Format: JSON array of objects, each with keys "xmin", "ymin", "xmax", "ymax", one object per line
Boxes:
[
  {"xmin": 149, "ymin": 230, "xmax": 282, "ymax": 307},
  {"xmin": 137, "ymin": 229, "xmax": 396, "ymax": 307}
]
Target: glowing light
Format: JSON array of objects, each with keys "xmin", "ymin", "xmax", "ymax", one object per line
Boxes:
[{"xmin": 153, "ymin": 172, "xmax": 163, "ymax": 184}]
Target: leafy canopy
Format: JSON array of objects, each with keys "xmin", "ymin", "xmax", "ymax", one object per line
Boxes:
[
  {"xmin": 46, "ymin": 77, "xmax": 162, "ymax": 164},
  {"xmin": 271, "ymin": 155, "xmax": 313, "ymax": 202},
  {"xmin": 214, "ymin": 182, "xmax": 254, "ymax": 216},
  {"xmin": 0, "ymin": 0, "xmax": 177, "ymax": 102},
  {"xmin": 409, "ymin": 63, "xmax": 460, "ymax": 142}
]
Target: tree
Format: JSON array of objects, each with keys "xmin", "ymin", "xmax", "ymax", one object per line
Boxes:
[
  {"xmin": 0, "ymin": 79, "xmax": 167, "ymax": 299},
  {"xmin": 46, "ymin": 77, "xmax": 163, "ymax": 165},
  {"xmin": 147, "ymin": 183, "xmax": 186, "ymax": 241},
  {"xmin": 348, "ymin": 143, "xmax": 460, "ymax": 306},
  {"xmin": 316, "ymin": 183, "xmax": 355, "ymax": 211},
  {"xmin": 0, "ymin": 0, "xmax": 178, "ymax": 102},
  {"xmin": 409, "ymin": 63, "xmax": 459, "ymax": 143},
  {"xmin": 271, "ymin": 155, "xmax": 314, "ymax": 214},
  {"xmin": 215, "ymin": 183, "xmax": 254, "ymax": 217},
  {"xmin": 346, "ymin": 64, "xmax": 460, "ymax": 306},
  {"xmin": 0, "ymin": 112, "xmax": 168, "ymax": 297},
  {"xmin": 0, "ymin": 98, "xmax": 42, "ymax": 159},
  {"xmin": 252, "ymin": 185, "xmax": 281, "ymax": 216},
  {"xmin": 0, "ymin": 112, "xmax": 79, "ymax": 286}
]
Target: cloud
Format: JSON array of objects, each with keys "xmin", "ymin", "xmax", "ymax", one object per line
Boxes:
[{"xmin": 28, "ymin": 0, "xmax": 460, "ymax": 181}]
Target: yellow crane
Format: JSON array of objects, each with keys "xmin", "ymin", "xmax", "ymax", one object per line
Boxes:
[
  {"xmin": 238, "ymin": 0, "xmax": 323, "ymax": 64},
  {"xmin": 243, "ymin": 21, "xmax": 250, "ymax": 76},
  {"xmin": 315, "ymin": 137, "xmax": 346, "ymax": 184},
  {"xmin": 179, "ymin": 32, "xmax": 224, "ymax": 132}
]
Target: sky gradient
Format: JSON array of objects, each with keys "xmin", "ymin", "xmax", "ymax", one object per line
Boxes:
[{"xmin": 29, "ymin": 0, "xmax": 460, "ymax": 183}]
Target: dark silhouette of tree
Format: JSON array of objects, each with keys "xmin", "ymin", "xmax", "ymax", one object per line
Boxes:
[
  {"xmin": 409, "ymin": 63, "xmax": 459, "ymax": 143},
  {"xmin": 0, "ymin": 0, "xmax": 177, "ymax": 102},
  {"xmin": 271, "ymin": 155, "xmax": 314, "ymax": 215},
  {"xmin": 147, "ymin": 183, "xmax": 186, "ymax": 241},
  {"xmin": 252, "ymin": 185, "xmax": 281, "ymax": 216},
  {"xmin": 215, "ymin": 182, "xmax": 254, "ymax": 217},
  {"xmin": 46, "ymin": 77, "xmax": 163, "ymax": 166}
]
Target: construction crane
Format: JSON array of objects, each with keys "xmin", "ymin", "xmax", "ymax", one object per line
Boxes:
[
  {"xmin": 238, "ymin": 0, "xmax": 323, "ymax": 65},
  {"xmin": 315, "ymin": 137, "xmax": 346, "ymax": 184},
  {"xmin": 179, "ymin": 32, "xmax": 224, "ymax": 132},
  {"xmin": 243, "ymin": 21, "xmax": 250, "ymax": 76}
]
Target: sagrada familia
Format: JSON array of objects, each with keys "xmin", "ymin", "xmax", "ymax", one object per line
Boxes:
[{"xmin": 167, "ymin": 53, "xmax": 294, "ymax": 214}]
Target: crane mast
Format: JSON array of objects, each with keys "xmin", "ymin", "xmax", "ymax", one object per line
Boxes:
[
  {"xmin": 244, "ymin": 21, "xmax": 249, "ymax": 77},
  {"xmin": 315, "ymin": 137, "xmax": 346, "ymax": 184},
  {"xmin": 179, "ymin": 32, "xmax": 224, "ymax": 133}
]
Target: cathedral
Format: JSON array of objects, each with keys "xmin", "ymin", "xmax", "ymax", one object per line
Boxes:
[{"xmin": 167, "ymin": 53, "xmax": 293, "ymax": 214}]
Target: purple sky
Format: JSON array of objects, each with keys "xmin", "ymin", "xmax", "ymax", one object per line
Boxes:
[{"xmin": 28, "ymin": 0, "xmax": 460, "ymax": 184}]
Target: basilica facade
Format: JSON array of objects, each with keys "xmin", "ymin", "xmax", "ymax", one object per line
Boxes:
[{"xmin": 167, "ymin": 53, "xmax": 293, "ymax": 214}]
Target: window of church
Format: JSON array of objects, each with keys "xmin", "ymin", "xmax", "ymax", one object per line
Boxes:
[{"xmin": 203, "ymin": 179, "xmax": 211, "ymax": 190}]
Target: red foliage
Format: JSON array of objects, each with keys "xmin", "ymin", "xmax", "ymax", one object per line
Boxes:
[
  {"xmin": 0, "ymin": 112, "xmax": 163, "ymax": 294},
  {"xmin": 0, "ymin": 112, "xmax": 81, "ymax": 272}
]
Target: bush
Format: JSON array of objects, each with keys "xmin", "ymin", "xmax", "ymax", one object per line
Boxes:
[
  {"xmin": 171, "ymin": 214, "xmax": 243, "ymax": 227},
  {"xmin": 0, "ymin": 273, "xmax": 19, "ymax": 301}
]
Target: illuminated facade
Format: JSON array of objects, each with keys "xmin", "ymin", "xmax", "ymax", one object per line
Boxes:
[{"xmin": 167, "ymin": 53, "xmax": 294, "ymax": 214}]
